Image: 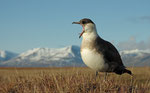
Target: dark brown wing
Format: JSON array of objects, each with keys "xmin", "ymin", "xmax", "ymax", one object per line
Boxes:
[{"xmin": 94, "ymin": 36, "xmax": 125, "ymax": 67}]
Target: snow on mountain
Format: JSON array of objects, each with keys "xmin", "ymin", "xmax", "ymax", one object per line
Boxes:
[
  {"xmin": 18, "ymin": 46, "xmax": 78, "ymax": 61},
  {"xmin": 1, "ymin": 45, "xmax": 85, "ymax": 67},
  {"xmin": 120, "ymin": 49, "xmax": 150, "ymax": 67},
  {"xmin": 0, "ymin": 50, "xmax": 18, "ymax": 62},
  {"xmin": 120, "ymin": 49, "xmax": 150, "ymax": 55},
  {"xmin": 0, "ymin": 46, "xmax": 150, "ymax": 67}
]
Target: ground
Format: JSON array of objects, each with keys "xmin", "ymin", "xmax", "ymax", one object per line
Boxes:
[{"xmin": 0, "ymin": 67, "xmax": 150, "ymax": 93}]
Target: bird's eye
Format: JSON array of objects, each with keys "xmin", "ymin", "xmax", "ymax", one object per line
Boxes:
[{"xmin": 82, "ymin": 21, "xmax": 85, "ymax": 24}]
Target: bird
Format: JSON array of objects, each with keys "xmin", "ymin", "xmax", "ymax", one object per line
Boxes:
[{"xmin": 72, "ymin": 18, "xmax": 132, "ymax": 78}]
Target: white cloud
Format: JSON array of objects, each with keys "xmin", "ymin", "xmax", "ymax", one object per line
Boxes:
[
  {"xmin": 129, "ymin": 16, "xmax": 150, "ymax": 23},
  {"xmin": 140, "ymin": 16, "xmax": 150, "ymax": 21},
  {"xmin": 117, "ymin": 36, "xmax": 150, "ymax": 50}
]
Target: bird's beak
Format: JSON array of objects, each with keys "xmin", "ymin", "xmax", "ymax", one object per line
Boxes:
[
  {"xmin": 72, "ymin": 22, "xmax": 80, "ymax": 24},
  {"xmin": 72, "ymin": 21, "xmax": 85, "ymax": 38}
]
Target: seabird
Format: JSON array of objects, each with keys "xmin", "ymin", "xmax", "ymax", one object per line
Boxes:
[{"xmin": 72, "ymin": 18, "xmax": 132, "ymax": 78}]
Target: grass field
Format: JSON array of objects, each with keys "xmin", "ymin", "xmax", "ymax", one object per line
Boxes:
[{"xmin": 0, "ymin": 67, "xmax": 150, "ymax": 93}]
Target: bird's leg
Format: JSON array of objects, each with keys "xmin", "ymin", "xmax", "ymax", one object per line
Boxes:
[
  {"xmin": 104, "ymin": 72, "xmax": 108, "ymax": 81},
  {"xmin": 96, "ymin": 71, "xmax": 98, "ymax": 77},
  {"xmin": 94, "ymin": 71, "xmax": 99, "ymax": 81}
]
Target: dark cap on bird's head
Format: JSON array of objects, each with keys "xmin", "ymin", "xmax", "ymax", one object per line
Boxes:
[{"xmin": 72, "ymin": 18, "xmax": 94, "ymax": 25}]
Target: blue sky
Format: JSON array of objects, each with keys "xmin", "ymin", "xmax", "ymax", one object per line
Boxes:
[{"xmin": 0, "ymin": 0, "xmax": 150, "ymax": 53}]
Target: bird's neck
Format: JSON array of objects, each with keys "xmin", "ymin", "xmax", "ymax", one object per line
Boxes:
[
  {"xmin": 82, "ymin": 23, "xmax": 99, "ymax": 41},
  {"xmin": 81, "ymin": 24, "xmax": 100, "ymax": 50}
]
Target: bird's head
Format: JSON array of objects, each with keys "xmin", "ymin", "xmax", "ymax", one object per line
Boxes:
[{"xmin": 72, "ymin": 18, "xmax": 97, "ymax": 38}]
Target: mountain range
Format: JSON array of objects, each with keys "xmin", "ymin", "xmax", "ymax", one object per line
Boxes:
[
  {"xmin": 0, "ymin": 50, "xmax": 18, "ymax": 62},
  {"xmin": 0, "ymin": 45, "xmax": 150, "ymax": 67},
  {"xmin": 0, "ymin": 46, "xmax": 84, "ymax": 67}
]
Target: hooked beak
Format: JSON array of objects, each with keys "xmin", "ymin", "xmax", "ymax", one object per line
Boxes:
[{"xmin": 72, "ymin": 21, "xmax": 85, "ymax": 38}]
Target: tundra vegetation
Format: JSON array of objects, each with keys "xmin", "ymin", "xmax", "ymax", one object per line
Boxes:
[{"xmin": 0, "ymin": 67, "xmax": 149, "ymax": 93}]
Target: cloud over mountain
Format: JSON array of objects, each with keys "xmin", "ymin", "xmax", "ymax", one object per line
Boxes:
[{"xmin": 117, "ymin": 36, "xmax": 150, "ymax": 50}]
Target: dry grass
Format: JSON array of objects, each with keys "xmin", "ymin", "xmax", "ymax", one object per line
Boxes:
[{"xmin": 0, "ymin": 67, "xmax": 150, "ymax": 93}]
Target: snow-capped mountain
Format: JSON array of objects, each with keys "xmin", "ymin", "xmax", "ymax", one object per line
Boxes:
[
  {"xmin": 0, "ymin": 46, "xmax": 150, "ymax": 67},
  {"xmin": 120, "ymin": 49, "xmax": 150, "ymax": 67},
  {"xmin": 0, "ymin": 50, "xmax": 18, "ymax": 62},
  {"xmin": 1, "ymin": 45, "xmax": 85, "ymax": 67}
]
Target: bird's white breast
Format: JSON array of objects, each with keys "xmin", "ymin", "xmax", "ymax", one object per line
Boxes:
[{"xmin": 81, "ymin": 48, "xmax": 108, "ymax": 71}]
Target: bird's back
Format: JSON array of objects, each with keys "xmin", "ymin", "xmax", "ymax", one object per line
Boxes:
[{"xmin": 94, "ymin": 36, "xmax": 124, "ymax": 66}]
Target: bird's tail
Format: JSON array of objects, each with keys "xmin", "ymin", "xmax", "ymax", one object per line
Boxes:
[
  {"xmin": 114, "ymin": 68, "xmax": 132, "ymax": 75},
  {"xmin": 124, "ymin": 69, "xmax": 132, "ymax": 75}
]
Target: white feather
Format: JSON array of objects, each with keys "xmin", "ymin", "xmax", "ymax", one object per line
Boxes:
[{"xmin": 81, "ymin": 48, "xmax": 108, "ymax": 71}]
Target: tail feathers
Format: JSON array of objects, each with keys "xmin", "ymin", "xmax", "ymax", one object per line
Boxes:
[
  {"xmin": 114, "ymin": 68, "xmax": 132, "ymax": 75},
  {"xmin": 124, "ymin": 69, "xmax": 132, "ymax": 75}
]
